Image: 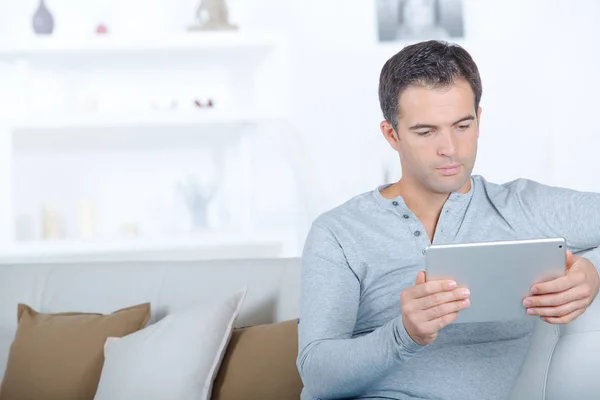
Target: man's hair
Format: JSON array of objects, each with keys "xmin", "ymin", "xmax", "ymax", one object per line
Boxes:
[{"xmin": 378, "ymin": 40, "xmax": 482, "ymax": 131}]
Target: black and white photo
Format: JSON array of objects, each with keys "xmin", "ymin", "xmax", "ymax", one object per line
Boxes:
[{"xmin": 377, "ymin": 0, "xmax": 464, "ymax": 42}]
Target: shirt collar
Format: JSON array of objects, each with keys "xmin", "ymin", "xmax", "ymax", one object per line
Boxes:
[{"xmin": 372, "ymin": 176, "xmax": 476, "ymax": 213}]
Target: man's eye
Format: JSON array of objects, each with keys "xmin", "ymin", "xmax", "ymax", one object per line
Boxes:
[
  {"xmin": 458, "ymin": 125, "xmax": 470, "ymax": 130},
  {"xmin": 417, "ymin": 131, "xmax": 431, "ymax": 136}
]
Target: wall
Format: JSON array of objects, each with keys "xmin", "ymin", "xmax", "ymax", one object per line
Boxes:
[
  {"xmin": 289, "ymin": 0, "xmax": 600, "ymax": 233},
  {"xmin": 0, "ymin": 0, "xmax": 598, "ymax": 256}
]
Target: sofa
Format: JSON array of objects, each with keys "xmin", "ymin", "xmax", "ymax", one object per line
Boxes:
[{"xmin": 0, "ymin": 256, "xmax": 599, "ymax": 399}]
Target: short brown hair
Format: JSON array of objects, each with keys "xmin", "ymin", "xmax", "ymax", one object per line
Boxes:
[{"xmin": 379, "ymin": 40, "xmax": 482, "ymax": 131}]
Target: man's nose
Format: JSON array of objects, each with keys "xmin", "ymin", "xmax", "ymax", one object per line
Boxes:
[{"xmin": 437, "ymin": 130, "xmax": 457, "ymax": 158}]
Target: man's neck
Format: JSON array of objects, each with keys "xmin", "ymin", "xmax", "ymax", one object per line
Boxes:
[{"xmin": 381, "ymin": 177, "xmax": 471, "ymax": 221}]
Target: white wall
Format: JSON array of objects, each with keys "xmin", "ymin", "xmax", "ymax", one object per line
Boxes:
[
  {"xmin": 0, "ymin": 0, "xmax": 598, "ymax": 256},
  {"xmin": 289, "ymin": 0, "xmax": 600, "ymax": 231}
]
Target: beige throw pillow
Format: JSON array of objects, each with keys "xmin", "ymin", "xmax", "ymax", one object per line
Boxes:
[
  {"xmin": 212, "ymin": 319, "xmax": 304, "ymax": 400},
  {"xmin": 0, "ymin": 302, "xmax": 151, "ymax": 400}
]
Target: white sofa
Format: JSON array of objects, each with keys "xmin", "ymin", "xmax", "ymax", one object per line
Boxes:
[{"xmin": 0, "ymin": 257, "xmax": 599, "ymax": 399}]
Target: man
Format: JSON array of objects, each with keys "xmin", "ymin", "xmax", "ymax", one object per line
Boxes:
[{"xmin": 296, "ymin": 40, "xmax": 600, "ymax": 400}]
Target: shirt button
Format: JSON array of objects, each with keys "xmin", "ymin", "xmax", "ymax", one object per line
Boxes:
[
  {"xmin": 403, "ymin": 214, "xmax": 409, "ymax": 219},
  {"xmin": 422, "ymin": 249, "xmax": 426, "ymax": 255},
  {"xmin": 392, "ymin": 201, "xmax": 399, "ymax": 206},
  {"xmin": 414, "ymin": 230, "xmax": 421, "ymax": 237}
]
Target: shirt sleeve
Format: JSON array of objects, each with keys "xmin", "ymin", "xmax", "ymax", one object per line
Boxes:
[
  {"xmin": 515, "ymin": 180, "xmax": 600, "ymax": 271},
  {"xmin": 296, "ymin": 221, "xmax": 424, "ymax": 400}
]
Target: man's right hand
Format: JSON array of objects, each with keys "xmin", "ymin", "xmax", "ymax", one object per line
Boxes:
[{"xmin": 400, "ymin": 270, "xmax": 471, "ymax": 346}]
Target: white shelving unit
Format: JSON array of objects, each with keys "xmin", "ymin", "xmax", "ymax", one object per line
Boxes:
[
  {"xmin": 0, "ymin": 32, "xmax": 277, "ymax": 59},
  {"xmin": 0, "ymin": 31, "xmax": 295, "ymax": 261},
  {"xmin": 0, "ymin": 231, "xmax": 288, "ymax": 263},
  {"xmin": 10, "ymin": 109, "xmax": 279, "ymax": 129},
  {"xmin": 10, "ymin": 110, "xmax": 284, "ymax": 152}
]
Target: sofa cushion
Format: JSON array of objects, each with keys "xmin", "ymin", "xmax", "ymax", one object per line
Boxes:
[
  {"xmin": 0, "ymin": 328, "xmax": 15, "ymax": 383},
  {"xmin": 212, "ymin": 319, "xmax": 303, "ymax": 400},
  {"xmin": 0, "ymin": 303, "xmax": 150, "ymax": 400}
]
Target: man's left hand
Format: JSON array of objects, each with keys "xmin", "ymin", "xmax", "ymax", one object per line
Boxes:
[{"xmin": 523, "ymin": 250, "xmax": 600, "ymax": 324}]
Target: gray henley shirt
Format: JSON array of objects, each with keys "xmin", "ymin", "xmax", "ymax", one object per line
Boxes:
[{"xmin": 297, "ymin": 175, "xmax": 600, "ymax": 400}]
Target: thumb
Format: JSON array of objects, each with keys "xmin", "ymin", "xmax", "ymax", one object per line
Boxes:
[
  {"xmin": 566, "ymin": 250, "xmax": 578, "ymax": 270},
  {"xmin": 415, "ymin": 270, "xmax": 426, "ymax": 285}
]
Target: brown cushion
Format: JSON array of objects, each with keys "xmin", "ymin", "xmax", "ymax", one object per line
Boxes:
[
  {"xmin": 0, "ymin": 302, "xmax": 151, "ymax": 400},
  {"xmin": 212, "ymin": 319, "xmax": 303, "ymax": 400}
]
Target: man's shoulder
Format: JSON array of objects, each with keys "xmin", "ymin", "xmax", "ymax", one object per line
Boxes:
[
  {"xmin": 474, "ymin": 175, "xmax": 551, "ymax": 198},
  {"xmin": 473, "ymin": 175, "xmax": 572, "ymax": 214},
  {"xmin": 312, "ymin": 187, "xmax": 382, "ymax": 230}
]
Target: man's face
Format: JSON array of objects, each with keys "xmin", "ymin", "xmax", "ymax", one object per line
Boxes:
[{"xmin": 383, "ymin": 79, "xmax": 481, "ymax": 195}]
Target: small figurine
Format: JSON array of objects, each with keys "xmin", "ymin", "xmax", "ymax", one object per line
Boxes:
[
  {"xmin": 189, "ymin": 0, "xmax": 238, "ymax": 31},
  {"xmin": 96, "ymin": 24, "xmax": 109, "ymax": 35},
  {"xmin": 177, "ymin": 176, "xmax": 218, "ymax": 230},
  {"xmin": 193, "ymin": 98, "xmax": 215, "ymax": 108}
]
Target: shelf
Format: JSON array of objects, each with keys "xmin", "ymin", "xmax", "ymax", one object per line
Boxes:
[
  {"xmin": 0, "ymin": 32, "xmax": 277, "ymax": 61},
  {"xmin": 9, "ymin": 110, "xmax": 284, "ymax": 152},
  {"xmin": 0, "ymin": 232, "xmax": 288, "ymax": 263},
  {"xmin": 11, "ymin": 110, "xmax": 280, "ymax": 131}
]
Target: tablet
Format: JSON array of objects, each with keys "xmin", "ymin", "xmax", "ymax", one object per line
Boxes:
[{"xmin": 424, "ymin": 238, "xmax": 567, "ymax": 324}]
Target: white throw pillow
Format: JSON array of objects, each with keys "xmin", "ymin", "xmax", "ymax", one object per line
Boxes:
[{"xmin": 93, "ymin": 287, "xmax": 247, "ymax": 400}]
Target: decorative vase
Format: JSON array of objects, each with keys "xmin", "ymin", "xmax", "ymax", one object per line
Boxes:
[{"xmin": 32, "ymin": 0, "xmax": 54, "ymax": 35}]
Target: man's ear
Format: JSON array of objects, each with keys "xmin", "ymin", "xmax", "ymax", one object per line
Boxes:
[
  {"xmin": 381, "ymin": 120, "xmax": 400, "ymax": 151},
  {"xmin": 476, "ymin": 106, "xmax": 482, "ymax": 138}
]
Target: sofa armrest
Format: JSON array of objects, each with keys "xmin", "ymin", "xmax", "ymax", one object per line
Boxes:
[
  {"xmin": 545, "ymin": 294, "xmax": 600, "ymax": 400},
  {"xmin": 509, "ymin": 321, "xmax": 559, "ymax": 400}
]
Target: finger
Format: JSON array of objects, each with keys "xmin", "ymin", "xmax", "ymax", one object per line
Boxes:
[
  {"xmin": 414, "ymin": 287, "xmax": 470, "ymax": 311},
  {"xmin": 421, "ymin": 311, "xmax": 461, "ymax": 333},
  {"xmin": 411, "ymin": 279, "xmax": 458, "ymax": 300},
  {"xmin": 415, "ymin": 270, "xmax": 426, "ymax": 286},
  {"xmin": 541, "ymin": 308, "xmax": 586, "ymax": 325},
  {"xmin": 423, "ymin": 298, "xmax": 470, "ymax": 321},
  {"xmin": 523, "ymin": 286, "xmax": 587, "ymax": 308},
  {"xmin": 531, "ymin": 274, "xmax": 578, "ymax": 295},
  {"xmin": 527, "ymin": 299, "xmax": 589, "ymax": 317}
]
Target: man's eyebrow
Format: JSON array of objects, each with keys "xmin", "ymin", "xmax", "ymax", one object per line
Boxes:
[
  {"xmin": 453, "ymin": 115, "xmax": 476, "ymax": 125},
  {"xmin": 408, "ymin": 122, "xmax": 437, "ymax": 130},
  {"xmin": 408, "ymin": 115, "xmax": 475, "ymax": 131}
]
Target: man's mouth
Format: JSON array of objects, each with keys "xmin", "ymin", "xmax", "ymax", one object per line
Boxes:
[{"xmin": 437, "ymin": 164, "xmax": 462, "ymax": 176}]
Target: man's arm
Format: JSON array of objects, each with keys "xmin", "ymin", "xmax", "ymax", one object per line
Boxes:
[
  {"xmin": 296, "ymin": 222, "xmax": 423, "ymax": 399},
  {"xmin": 516, "ymin": 180, "xmax": 600, "ymax": 268}
]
